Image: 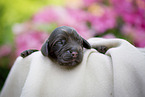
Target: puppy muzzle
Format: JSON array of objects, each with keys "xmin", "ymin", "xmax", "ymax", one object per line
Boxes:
[{"xmin": 57, "ymin": 48, "xmax": 83, "ymax": 66}]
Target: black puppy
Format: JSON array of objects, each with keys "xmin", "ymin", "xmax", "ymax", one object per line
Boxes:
[
  {"xmin": 21, "ymin": 26, "xmax": 108, "ymax": 66},
  {"xmin": 21, "ymin": 26, "xmax": 91, "ymax": 66}
]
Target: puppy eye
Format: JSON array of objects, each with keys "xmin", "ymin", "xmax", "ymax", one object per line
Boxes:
[
  {"xmin": 57, "ymin": 41, "xmax": 63, "ymax": 44},
  {"xmin": 56, "ymin": 40, "xmax": 66, "ymax": 45}
]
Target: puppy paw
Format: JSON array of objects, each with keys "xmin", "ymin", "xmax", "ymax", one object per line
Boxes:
[
  {"xmin": 95, "ymin": 46, "xmax": 108, "ymax": 54},
  {"xmin": 21, "ymin": 49, "xmax": 39, "ymax": 58}
]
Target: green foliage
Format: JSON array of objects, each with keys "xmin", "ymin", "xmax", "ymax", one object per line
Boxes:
[
  {"xmin": 0, "ymin": 0, "xmax": 65, "ymax": 91},
  {"xmin": 0, "ymin": 0, "xmax": 64, "ymax": 45}
]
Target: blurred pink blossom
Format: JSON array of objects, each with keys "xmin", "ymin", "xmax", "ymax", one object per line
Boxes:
[
  {"xmin": 83, "ymin": 0, "xmax": 100, "ymax": 6},
  {"xmin": 122, "ymin": 24, "xmax": 145, "ymax": 47},
  {"xmin": 87, "ymin": 5, "xmax": 116, "ymax": 33},
  {"xmin": 111, "ymin": 0, "xmax": 145, "ymax": 30},
  {"xmin": 32, "ymin": 6, "xmax": 95, "ymax": 39},
  {"xmin": 134, "ymin": 31, "xmax": 145, "ymax": 47},
  {"xmin": 103, "ymin": 34, "xmax": 115, "ymax": 38},
  {"xmin": 15, "ymin": 31, "xmax": 48, "ymax": 56},
  {"xmin": 64, "ymin": 8, "xmax": 95, "ymax": 39},
  {"xmin": 14, "ymin": 2, "xmax": 145, "ymax": 56},
  {"xmin": 12, "ymin": 22, "xmax": 34, "ymax": 35},
  {"xmin": 122, "ymin": 9, "xmax": 145, "ymax": 30},
  {"xmin": 136, "ymin": 0, "xmax": 145, "ymax": 11},
  {"xmin": 111, "ymin": 0, "xmax": 145, "ymax": 47},
  {"xmin": 0, "ymin": 45, "xmax": 12, "ymax": 57},
  {"xmin": 66, "ymin": 8, "xmax": 89, "ymax": 23},
  {"xmin": 33, "ymin": 7, "xmax": 59, "ymax": 23},
  {"xmin": 110, "ymin": 0, "xmax": 134, "ymax": 14}
]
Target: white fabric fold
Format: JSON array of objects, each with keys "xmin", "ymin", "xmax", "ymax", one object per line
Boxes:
[{"xmin": 1, "ymin": 38, "xmax": 145, "ymax": 97}]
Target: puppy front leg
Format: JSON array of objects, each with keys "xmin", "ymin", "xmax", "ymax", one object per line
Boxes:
[
  {"xmin": 21, "ymin": 49, "xmax": 39, "ymax": 58},
  {"xmin": 95, "ymin": 46, "xmax": 108, "ymax": 54}
]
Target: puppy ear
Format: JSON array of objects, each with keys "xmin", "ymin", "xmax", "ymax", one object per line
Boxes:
[
  {"xmin": 82, "ymin": 38, "xmax": 91, "ymax": 49},
  {"xmin": 41, "ymin": 39, "xmax": 49, "ymax": 56}
]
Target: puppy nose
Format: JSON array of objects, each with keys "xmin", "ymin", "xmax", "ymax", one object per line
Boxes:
[{"xmin": 71, "ymin": 51, "xmax": 78, "ymax": 58}]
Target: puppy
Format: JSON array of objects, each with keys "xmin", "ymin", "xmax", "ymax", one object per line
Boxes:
[
  {"xmin": 21, "ymin": 26, "xmax": 91, "ymax": 66},
  {"xmin": 21, "ymin": 26, "xmax": 108, "ymax": 66}
]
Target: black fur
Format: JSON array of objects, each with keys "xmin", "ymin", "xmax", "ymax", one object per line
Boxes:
[
  {"xmin": 21, "ymin": 49, "xmax": 39, "ymax": 58},
  {"xmin": 41, "ymin": 26, "xmax": 91, "ymax": 66},
  {"xmin": 21, "ymin": 26, "xmax": 91, "ymax": 66},
  {"xmin": 20, "ymin": 26, "xmax": 108, "ymax": 66},
  {"xmin": 95, "ymin": 46, "xmax": 108, "ymax": 54}
]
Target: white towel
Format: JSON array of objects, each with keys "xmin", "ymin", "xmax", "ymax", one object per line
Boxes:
[{"xmin": 1, "ymin": 38, "xmax": 145, "ymax": 97}]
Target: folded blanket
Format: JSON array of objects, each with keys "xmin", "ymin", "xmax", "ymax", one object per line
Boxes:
[{"xmin": 1, "ymin": 38, "xmax": 145, "ymax": 97}]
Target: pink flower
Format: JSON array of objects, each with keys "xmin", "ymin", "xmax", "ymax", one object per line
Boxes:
[
  {"xmin": 83, "ymin": 0, "xmax": 101, "ymax": 6},
  {"xmin": 15, "ymin": 31, "xmax": 48, "ymax": 56},
  {"xmin": 87, "ymin": 4, "xmax": 116, "ymax": 33},
  {"xmin": 64, "ymin": 24, "xmax": 94, "ymax": 39},
  {"xmin": 136, "ymin": 0, "xmax": 145, "ymax": 11},
  {"xmin": 61, "ymin": 8, "xmax": 95, "ymax": 39},
  {"xmin": 0, "ymin": 45, "xmax": 12, "ymax": 57},
  {"xmin": 111, "ymin": 0, "xmax": 145, "ymax": 30},
  {"xmin": 111, "ymin": 0, "xmax": 145, "ymax": 47},
  {"xmin": 103, "ymin": 34, "xmax": 115, "ymax": 38},
  {"xmin": 32, "ymin": 6, "xmax": 95, "ymax": 39},
  {"xmin": 66, "ymin": 8, "xmax": 89, "ymax": 23},
  {"xmin": 122, "ymin": 24, "xmax": 145, "ymax": 47},
  {"xmin": 110, "ymin": 0, "xmax": 134, "ymax": 14},
  {"xmin": 122, "ymin": 10, "xmax": 145, "ymax": 30},
  {"xmin": 32, "ymin": 6, "xmax": 59, "ymax": 23},
  {"xmin": 133, "ymin": 29, "xmax": 145, "ymax": 47}
]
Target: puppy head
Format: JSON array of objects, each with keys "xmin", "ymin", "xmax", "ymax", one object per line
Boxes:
[{"xmin": 41, "ymin": 26, "xmax": 91, "ymax": 66}]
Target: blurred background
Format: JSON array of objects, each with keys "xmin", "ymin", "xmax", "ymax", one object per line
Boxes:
[{"xmin": 0, "ymin": 0, "xmax": 145, "ymax": 90}]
